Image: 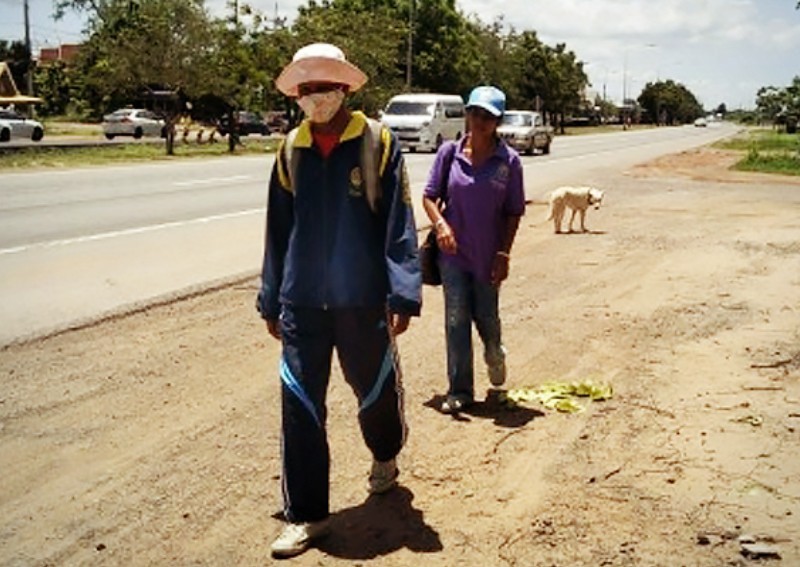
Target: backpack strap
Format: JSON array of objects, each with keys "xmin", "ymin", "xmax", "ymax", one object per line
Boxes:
[
  {"xmin": 360, "ymin": 117, "xmax": 386, "ymax": 213},
  {"xmin": 277, "ymin": 127, "xmax": 299, "ymax": 193}
]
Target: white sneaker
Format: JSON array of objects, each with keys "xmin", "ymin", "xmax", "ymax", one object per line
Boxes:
[
  {"xmin": 368, "ymin": 458, "xmax": 399, "ymax": 494},
  {"xmin": 270, "ymin": 520, "xmax": 329, "ymax": 558}
]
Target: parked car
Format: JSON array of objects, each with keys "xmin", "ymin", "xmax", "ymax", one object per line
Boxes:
[
  {"xmin": 497, "ymin": 110, "xmax": 553, "ymax": 155},
  {"xmin": 217, "ymin": 111, "xmax": 269, "ymax": 136},
  {"xmin": 102, "ymin": 108, "xmax": 166, "ymax": 140},
  {"xmin": 0, "ymin": 109, "xmax": 44, "ymax": 142},
  {"xmin": 694, "ymin": 117, "xmax": 708, "ymax": 127},
  {"xmin": 265, "ymin": 111, "xmax": 290, "ymax": 134}
]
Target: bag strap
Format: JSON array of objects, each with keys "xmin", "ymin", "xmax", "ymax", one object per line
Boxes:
[{"xmin": 438, "ymin": 140, "xmax": 457, "ymax": 205}]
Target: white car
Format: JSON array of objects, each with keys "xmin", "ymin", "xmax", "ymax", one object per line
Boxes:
[
  {"xmin": 0, "ymin": 109, "xmax": 45, "ymax": 142},
  {"xmin": 380, "ymin": 93, "xmax": 465, "ymax": 153},
  {"xmin": 102, "ymin": 108, "xmax": 165, "ymax": 140}
]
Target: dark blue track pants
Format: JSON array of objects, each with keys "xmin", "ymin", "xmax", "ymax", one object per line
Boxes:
[{"xmin": 278, "ymin": 305, "xmax": 407, "ymax": 522}]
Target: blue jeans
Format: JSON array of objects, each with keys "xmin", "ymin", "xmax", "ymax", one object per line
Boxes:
[{"xmin": 440, "ymin": 260, "xmax": 505, "ymax": 401}]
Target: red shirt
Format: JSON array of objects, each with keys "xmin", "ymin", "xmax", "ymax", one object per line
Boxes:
[{"xmin": 313, "ymin": 131, "xmax": 340, "ymax": 158}]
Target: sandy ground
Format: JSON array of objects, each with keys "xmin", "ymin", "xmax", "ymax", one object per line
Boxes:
[{"xmin": 1, "ymin": 146, "xmax": 799, "ymax": 566}]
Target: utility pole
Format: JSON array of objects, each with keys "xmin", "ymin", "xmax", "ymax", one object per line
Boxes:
[
  {"xmin": 405, "ymin": 0, "xmax": 414, "ymax": 90},
  {"xmin": 23, "ymin": 0, "xmax": 33, "ymax": 95},
  {"xmin": 622, "ymin": 50, "xmax": 627, "ymax": 104}
]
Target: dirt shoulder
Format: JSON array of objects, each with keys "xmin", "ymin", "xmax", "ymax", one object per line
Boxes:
[{"xmin": 1, "ymin": 147, "xmax": 799, "ymax": 566}]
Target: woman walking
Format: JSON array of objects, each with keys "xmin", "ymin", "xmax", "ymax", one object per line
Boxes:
[{"xmin": 422, "ymin": 85, "xmax": 526, "ymax": 413}]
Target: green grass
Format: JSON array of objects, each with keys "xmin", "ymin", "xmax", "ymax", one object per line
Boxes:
[
  {"xmin": 714, "ymin": 128, "xmax": 800, "ymax": 176},
  {"xmin": 0, "ymin": 138, "xmax": 280, "ymax": 170},
  {"xmin": 42, "ymin": 120, "xmax": 103, "ymax": 137},
  {"xmin": 561, "ymin": 123, "xmax": 656, "ymax": 136}
]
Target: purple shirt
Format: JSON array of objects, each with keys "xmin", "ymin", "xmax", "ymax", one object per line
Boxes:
[{"xmin": 424, "ymin": 138, "xmax": 526, "ymax": 283}]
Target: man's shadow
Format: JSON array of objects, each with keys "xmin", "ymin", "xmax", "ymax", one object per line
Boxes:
[
  {"xmin": 315, "ymin": 486, "xmax": 443, "ymax": 559},
  {"xmin": 424, "ymin": 390, "xmax": 545, "ymax": 427}
]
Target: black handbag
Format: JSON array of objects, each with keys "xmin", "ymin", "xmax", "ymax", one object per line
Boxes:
[
  {"xmin": 420, "ymin": 228, "xmax": 441, "ymax": 286},
  {"xmin": 419, "ymin": 142, "xmax": 456, "ymax": 287}
]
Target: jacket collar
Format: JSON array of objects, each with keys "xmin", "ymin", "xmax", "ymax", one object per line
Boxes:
[{"xmin": 292, "ymin": 110, "xmax": 370, "ymax": 148}]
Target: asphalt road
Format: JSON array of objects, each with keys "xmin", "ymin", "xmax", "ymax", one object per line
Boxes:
[{"xmin": 0, "ymin": 123, "xmax": 738, "ymax": 345}]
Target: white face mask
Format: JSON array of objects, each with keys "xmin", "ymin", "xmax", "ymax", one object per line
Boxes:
[{"xmin": 297, "ymin": 89, "xmax": 346, "ymax": 124}]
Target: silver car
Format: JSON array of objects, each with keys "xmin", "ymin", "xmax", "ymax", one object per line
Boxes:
[
  {"xmin": 498, "ymin": 110, "xmax": 553, "ymax": 155},
  {"xmin": 102, "ymin": 108, "xmax": 165, "ymax": 140},
  {"xmin": 0, "ymin": 109, "xmax": 45, "ymax": 142}
]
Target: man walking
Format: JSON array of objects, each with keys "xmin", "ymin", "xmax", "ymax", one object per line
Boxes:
[{"xmin": 256, "ymin": 43, "xmax": 421, "ymax": 559}]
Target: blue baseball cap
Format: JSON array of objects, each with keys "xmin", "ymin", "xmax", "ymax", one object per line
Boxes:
[{"xmin": 466, "ymin": 86, "xmax": 505, "ymax": 118}]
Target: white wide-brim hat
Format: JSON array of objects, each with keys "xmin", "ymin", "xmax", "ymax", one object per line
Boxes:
[{"xmin": 276, "ymin": 43, "xmax": 368, "ymax": 97}]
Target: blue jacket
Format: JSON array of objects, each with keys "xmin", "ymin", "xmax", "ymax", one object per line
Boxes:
[{"xmin": 257, "ymin": 111, "xmax": 422, "ymax": 320}]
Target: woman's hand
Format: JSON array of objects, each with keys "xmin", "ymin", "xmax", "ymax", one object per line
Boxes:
[
  {"xmin": 491, "ymin": 252, "xmax": 510, "ymax": 286},
  {"xmin": 389, "ymin": 312, "xmax": 411, "ymax": 336},
  {"xmin": 436, "ymin": 219, "xmax": 458, "ymax": 255}
]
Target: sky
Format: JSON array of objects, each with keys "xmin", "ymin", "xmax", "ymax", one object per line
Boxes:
[{"xmin": 1, "ymin": 0, "xmax": 798, "ymax": 110}]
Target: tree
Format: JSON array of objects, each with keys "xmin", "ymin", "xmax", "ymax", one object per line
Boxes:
[
  {"xmin": 454, "ymin": 16, "xmax": 507, "ymax": 96},
  {"xmin": 58, "ymin": 0, "xmax": 271, "ymax": 154},
  {"xmin": 33, "ymin": 61, "xmax": 73, "ymax": 116},
  {"xmin": 205, "ymin": 15, "xmax": 268, "ymax": 152},
  {"xmin": 756, "ymin": 85, "xmax": 787, "ymax": 125},
  {"xmin": 54, "ymin": 0, "xmax": 599, "ymax": 144},
  {"xmin": 503, "ymin": 32, "xmax": 588, "ymax": 131},
  {"xmin": 410, "ymin": 0, "xmax": 477, "ymax": 95},
  {"xmin": 638, "ymin": 80, "xmax": 703, "ymax": 125},
  {"xmin": 545, "ymin": 43, "xmax": 589, "ymax": 133},
  {"xmin": 78, "ymin": 0, "xmax": 217, "ymax": 153},
  {"xmin": 506, "ymin": 31, "xmax": 549, "ymax": 113},
  {"xmin": 291, "ymin": 1, "xmax": 407, "ymax": 114},
  {"xmin": 757, "ymin": 76, "xmax": 800, "ymax": 132}
]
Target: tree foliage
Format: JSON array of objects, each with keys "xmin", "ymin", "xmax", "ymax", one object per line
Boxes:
[
  {"xmin": 43, "ymin": 0, "xmax": 728, "ymax": 152},
  {"xmin": 638, "ymin": 80, "xmax": 704, "ymax": 125},
  {"xmin": 290, "ymin": 0, "xmax": 407, "ymax": 115},
  {"xmin": 756, "ymin": 76, "xmax": 800, "ymax": 132}
]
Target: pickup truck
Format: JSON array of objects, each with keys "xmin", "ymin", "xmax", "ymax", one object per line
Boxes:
[{"xmin": 497, "ymin": 110, "xmax": 553, "ymax": 155}]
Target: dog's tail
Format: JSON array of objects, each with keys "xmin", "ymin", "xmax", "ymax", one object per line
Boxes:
[{"xmin": 545, "ymin": 191, "xmax": 554, "ymax": 220}]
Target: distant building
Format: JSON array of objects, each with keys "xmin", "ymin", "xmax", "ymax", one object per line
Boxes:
[{"xmin": 38, "ymin": 43, "xmax": 81, "ymax": 65}]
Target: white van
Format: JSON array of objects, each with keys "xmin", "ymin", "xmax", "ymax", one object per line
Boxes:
[{"xmin": 380, "ymin": 93, "xmax": 465, "ymax": 152}]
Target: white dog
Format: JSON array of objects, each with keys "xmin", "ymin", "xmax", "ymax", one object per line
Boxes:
[{"xmin": 546, "ymin": 186, "xmax": 605, "ymax": 233}]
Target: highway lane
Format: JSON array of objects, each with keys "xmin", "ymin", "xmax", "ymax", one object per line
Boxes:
[
  {"xmin": 0, "ymin": 123, "xmax": 738, "ymax": 345},
  {"xmin": 0, "ymin": 157, "xmax": 270, "ymax": 249}
]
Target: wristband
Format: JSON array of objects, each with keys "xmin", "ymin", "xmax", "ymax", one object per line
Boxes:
[
  {"xmin": 435, "ymin": 219, "xmax": 446, "ymax": 229},
  {"xmin": 496, "ymin": 251, "xmax": 510, "ymax": 258}
]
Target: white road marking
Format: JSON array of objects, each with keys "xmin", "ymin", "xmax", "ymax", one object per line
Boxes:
[
  {"xmin": 172, "ymin": 175, "xmax": 253, "ymax": 187},
  {"xmin": 0, "ymin": 208, "xmax": 265, "ymax": 256}
]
